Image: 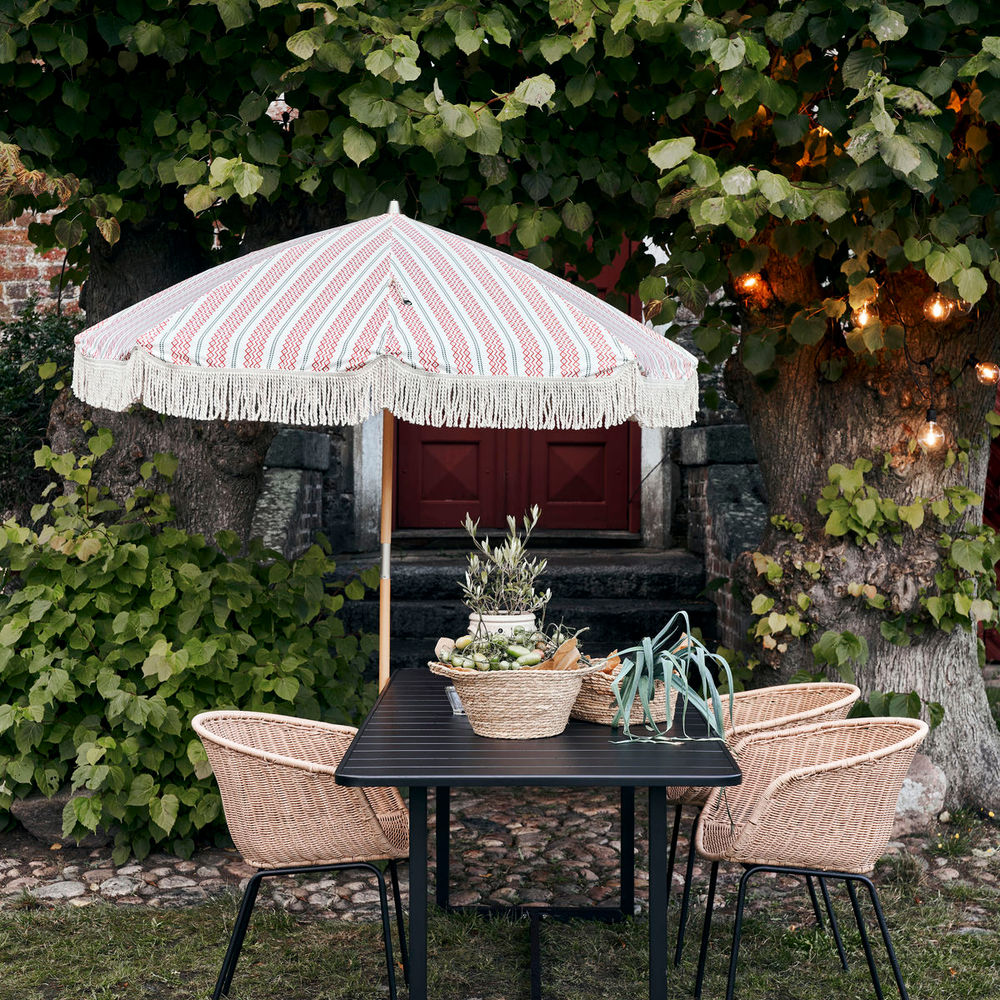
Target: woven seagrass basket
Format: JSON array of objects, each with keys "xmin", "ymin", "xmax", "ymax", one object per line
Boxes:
[
  {"xmin": 571, "ymin": 666, "xmax": 677, "ymax": 726},
  {"xmin": 429, "ymin": 660, "xmax": 604, "ymax": 739}
]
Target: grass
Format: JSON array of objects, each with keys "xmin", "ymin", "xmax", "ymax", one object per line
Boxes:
[{"xmin": 0, "ymin": 857, "xmax": 998, "ymax": 1000}]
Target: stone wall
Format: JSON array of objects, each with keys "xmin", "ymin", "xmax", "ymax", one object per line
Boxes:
[
  {"xmin": 679, "ymin": 424, "xmax": 767, "ymax": 652},
  {"xmin": 0, "ymin": 214, "xmax": 76, "ymax": 317}
]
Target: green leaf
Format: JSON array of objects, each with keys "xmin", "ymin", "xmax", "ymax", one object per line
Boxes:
[
  {"xmin": 870, "ymin": 4, "xmax": 909, "ymax": 42},
  {"xmin": 273, "ymin": 675, "xmax": 300, "ymax": 702},
  {"xmin": 878, "ymin": 135, "xmax": 922, "ymax": 175},
  {"xmin": 58, "ymin": 33, "xmax": 87, "ymax": 66},
  {"xmin": 149, "ymin": 792, "xmax": 179, "ymax": 835},
  {"xmin": 183, "ymin": 185, "xmax": 216, "ymax": 214},
  {"xmin": 812, "ymin": 188, "xmax": 850, "ymax": 222},
  {"xmin": 789, "ymin": 313, "xmax": 827, "ymax": 345},
  {"xmin": 565, "ymin": 73, "xmax": 596, "ymax": 107},
  {"xmin": 956, "ymin": 267, "xmax": 987, "ymax": 304},
  {"xmin": 721, "ymin": 166, "xmax": 754, "ymax": 196},
  {"xmin": 742, "ymin": 335, "xmax": 775, "ymax": 375},
  {"xmin": 215, "ymin": 0, "xmax": 252, "ymax": 30},
  {"xmin": 649, "ymin": 136, "xmax": 696, "ymax": 170},
  {"xmin": 561, "ymin": 201, "xmax": 593, "ymax": 233},
  {"xmin": 512, "ymin": 74, "xmax": 555, "ymax": 108},
  {"xmin": 342, "ymin": 126, "xmax": 376, "ymax": 166},
  {"xmin": 898, "ymin": 503, "xmax": 925, "ymax": 530},
  {"xmin": 757, "ymin": 170, "xmax": 793, "ymax": 204},
  {"xmin": 765, "ymin": 8, "xmax": 807, "ymax": 42},
  {"xmin": 539, "ymin": 35, "xmax": 572, "ymax": 63},
  {"xmin": 153, "ymin": 112, "xmax": 176, "ymax": 138},
  {"xmin": 709, "ymin": 37, "xmax": 746, "ymax": 72},
  {"xmin": 230, "ymin": 162, "xmax": 263, "ymax": 199}
]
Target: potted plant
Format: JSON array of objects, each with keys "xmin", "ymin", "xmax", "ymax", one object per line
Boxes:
[
  {"xmin": 460, "ymin": 505, "xmax": 552, "ymax": 637},
  {"xmin": 608, "ymin": 611, "xmax": 735, "ymax": 741}
]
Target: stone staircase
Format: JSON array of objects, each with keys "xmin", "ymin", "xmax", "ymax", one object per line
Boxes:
[{"xmin": 336, "ymin": 547, "xmax": 717, "ymax": 672}]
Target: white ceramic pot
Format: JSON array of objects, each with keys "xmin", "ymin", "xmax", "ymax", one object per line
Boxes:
[{"xmin": 467, "ymin": 612, "xmax": 537, "ymax": 637}]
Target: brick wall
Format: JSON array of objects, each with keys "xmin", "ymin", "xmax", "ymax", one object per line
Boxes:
[{"xmin": 0, "ymin": 214, "xmax": 77, "ymax": 317}]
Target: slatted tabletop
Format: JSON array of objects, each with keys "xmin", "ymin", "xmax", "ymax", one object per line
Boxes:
[{"xmin": 336, "ymin": 667, "xmax": 741, "ymax": 788}]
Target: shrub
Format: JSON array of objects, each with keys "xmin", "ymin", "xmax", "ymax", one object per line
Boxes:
[
  {"xmin": 0, "ymin": 299, "xmax": 82, "ymax": 520},
  {"xmin": 0, "ymin": 431, "xmax": 378, "ymax": 863}
]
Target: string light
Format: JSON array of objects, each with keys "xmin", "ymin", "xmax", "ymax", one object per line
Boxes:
[
  {"xmin": 922, "ymin": 292, "xmax": 955, "ymax": 323},
  {"xmin": 957, "ymin": 298, "xmax": 975, "ymax": 315},
  {"xmin": 920, "ymin": 408, "xmax": 945, "ymax": 449},
  {"xmin": 852, "ymin": 302, "xmax": 878, "ymax": 327},
  {"xmin": 736, "ymin": 273, "xmax": 761, "ymax": 293},
  {"xmin": 976, "ymin": 360, "xmax": 1000, "ymax": 386}
]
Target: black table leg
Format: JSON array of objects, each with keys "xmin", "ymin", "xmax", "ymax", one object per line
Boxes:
[
  {"xmin": 410, "ymin": 786, "xmax": 428, "ymax": 1000},
  {"xmin": 648, "ymin": 786, "xmax": 668, "ymax": 1000},
  {"xmin": 435, "ymin": 786, "xmax": 451, "ymax": 909},
  {"xmin": 620, "ymin": 786, "xmax": 635, "ymax": 918}
]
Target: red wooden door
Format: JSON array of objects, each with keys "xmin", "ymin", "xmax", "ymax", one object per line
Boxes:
[{"xmin": 395, "ymin": 422, "xmax": 640, "ymax": 531}]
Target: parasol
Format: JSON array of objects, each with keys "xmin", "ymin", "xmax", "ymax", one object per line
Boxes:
[{"xmin": 73, "ymin": 202, "xmax": 699, "ymax": 689}]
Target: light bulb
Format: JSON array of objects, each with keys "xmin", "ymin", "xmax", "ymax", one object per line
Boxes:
[
  {"xmin": 923, "ymin": 292, "xmax": 954, "ymax": 323},
  {"xmin": 737, "ymin": 273, "xmax": 761, "ymax": 293},
  {"xmin": 920, "ymin": 408, "xmax": 945, "ymax": 449},
  {"xmin": 976, "ymin": 360, "xmax": 1000, "ymax": 385},
  {"xmin": 957, "ymin": 298, "xmax": 975, "ymax": 314},
  {"xmin": 853, "ymin": 302, "xmax": 877, "ymax": 327}
]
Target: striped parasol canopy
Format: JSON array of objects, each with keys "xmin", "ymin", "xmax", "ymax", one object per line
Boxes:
[
  {"xmin": 73, "ymin": 203, "xmax": 698, "ymax": 429},
  {"xmin": 72, "ymin": 202, "xmax": 700, "ymax": 689}
]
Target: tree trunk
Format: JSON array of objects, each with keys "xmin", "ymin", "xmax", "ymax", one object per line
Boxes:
[{"xmin": 726, "ymin": 264, "xmax": 1000, "ymax": 808}]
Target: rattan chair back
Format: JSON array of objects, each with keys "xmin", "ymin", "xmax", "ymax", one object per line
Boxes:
[
  {"xmin": 193, "ymin": 710, "xmax": 408, "ymax": 870},
  {"xmin": 696, "ymin": 716, "xmax": 928, "ymax": 873},
  {"xmin": 668, "ymin": 681, "xmax": 860, "ymax": 806}
]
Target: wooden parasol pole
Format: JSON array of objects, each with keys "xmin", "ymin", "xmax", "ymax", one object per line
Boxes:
[{"xmin": 378, "ymin": 408, "xmax": 395, "ymax": 691}]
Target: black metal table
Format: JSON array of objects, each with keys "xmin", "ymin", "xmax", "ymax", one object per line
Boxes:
[{"xmin": 336, "ymin": 668, "xmax": 741, "ymax": 1000}]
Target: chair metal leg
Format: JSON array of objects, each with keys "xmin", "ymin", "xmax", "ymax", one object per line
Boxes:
[
  {"xmin": 725, "ymin": 865, "xmax": 757, "ymax": 1000},
  {"xmin": 861, "ymin": 874, "xmax": 911, "ymax": 1000},
  {"xmin": 369, "ymin": 863, "xmax": 399, "ymax": 1000},
  {"xmin": 215, "ymin": 871, "xmax": 263, "ymax": 999},
  {"xmin": 214, "ymin": 861, "xmax": 402, "ymax": 1000},
  {"xmin": 819, "ymin": 877, "xmax": 849, "ymax": 971},
  {"xmin": 672, "ymin": 811, "xmax": 700, "ymax": 966},
  {"xmin": 805, "ymin": 875, "xmax": 825, "ymax": 929},
  {"xmin": 389, "ymin": 859, "xmax": 409, "ymax": 986},
  {"xmin": 665, "ymin": 802, "xmax": 682, "ymax": 911},
  {"xmin": 693, "ymin": 860, "xmax": 718, "ymax": 1000},
  {"xmin": 846, "ymin": 877, "xmax": 884, "ymax": 1000}
]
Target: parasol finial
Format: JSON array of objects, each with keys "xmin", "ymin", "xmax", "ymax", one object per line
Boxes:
[{"xmin": 388, "ymin": 200, "xmax": 401, "ymax": 215}]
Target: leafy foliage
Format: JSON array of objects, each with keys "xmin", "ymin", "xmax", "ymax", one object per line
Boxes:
[
  {"xmin": 638, "ymin": 0, "xmax": 1000, "ymax": 379},
  {"xmin": 461, "ymin": 505, "xmax": 552, "ymax": 617},
  {"xmin": 0, "ymin": 300, "xmax": 81, "ymax": 519},
  {"xmin": 0, "ymin": 434, "xmax": 376, "ymax": 862}
]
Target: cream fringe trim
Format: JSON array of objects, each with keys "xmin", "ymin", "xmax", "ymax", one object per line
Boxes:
[{"xmin": 72, "ymin": 348, "xmax": 699, "ymax": 429}]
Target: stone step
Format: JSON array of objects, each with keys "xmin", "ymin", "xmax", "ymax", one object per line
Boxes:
[{"xmin": 336, "ymin": 548, "xmax": 708, "ymax": 602}]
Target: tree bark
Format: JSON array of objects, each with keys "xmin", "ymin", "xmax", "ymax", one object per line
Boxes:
[{"xmin": 726, "ymin": 262, "xmax": 1000, "ymax": 807}]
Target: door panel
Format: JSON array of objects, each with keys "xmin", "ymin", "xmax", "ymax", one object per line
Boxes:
[{"xmin": 395, "ymin": 426, "xmax": 502, "ymax": 528}]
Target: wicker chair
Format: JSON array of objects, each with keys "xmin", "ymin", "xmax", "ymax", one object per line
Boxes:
[
  {"xmin": 193, "ymin": 710, "xmax": 410, "ymax": 1000},
  {"xmin": 668, "ymin": 682, "xmax": 860, "ymax": 963},
  {"xmin": 692, "ymin": 716, "xmax": 928, "ymax": 1000}
]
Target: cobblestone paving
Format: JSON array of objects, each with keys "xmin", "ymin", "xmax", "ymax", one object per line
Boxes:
[{"xmin": 1, "ymin": 787, "xmax": 995, "ymax": 923}]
